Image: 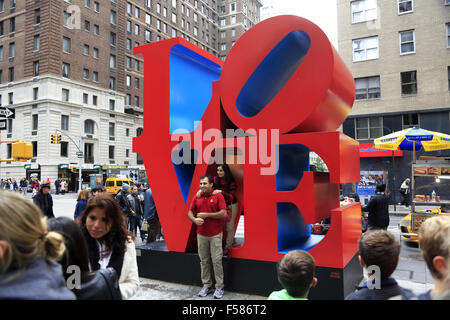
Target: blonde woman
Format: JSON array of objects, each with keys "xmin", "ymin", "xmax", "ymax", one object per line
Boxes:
[{"xmin": 0, "ymin": 191, "xmax": 76, "ymax": 300}]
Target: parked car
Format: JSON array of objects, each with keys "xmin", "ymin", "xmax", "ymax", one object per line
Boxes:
[{"xmin": 105, "ymin": 178, "xmax": 134, "ymax": 195}]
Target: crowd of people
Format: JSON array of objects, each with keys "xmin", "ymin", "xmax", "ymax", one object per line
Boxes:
[
  {"xmin": 1, "ymin": 168, "xmax": 449, "ymax": 301},
  {"xmin": 269, "ymin": 217, "xmax": 450, "ymax": 300},
  {"xmin": 1, "ymin": 177, "xmax": 68, "ymax": 197}
]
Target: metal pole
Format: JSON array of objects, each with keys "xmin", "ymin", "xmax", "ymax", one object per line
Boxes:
[
  {"xmin": 78, "ymin": 134, "xmax": 82, "ymax": 193},
  {"xmin": 392, "ymin": 150, "xmax": 396, "ymax": 211}
]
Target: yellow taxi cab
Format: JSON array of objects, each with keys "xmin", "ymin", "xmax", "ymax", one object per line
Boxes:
[
  {"xmin": 399, "ymin": 204, "xmax": 450, "ymax": 242},
  {"xmin": 105, "ymin": 178, "xmax": 134, "ymax": 195}
]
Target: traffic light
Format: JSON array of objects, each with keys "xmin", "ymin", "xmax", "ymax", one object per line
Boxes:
[
  {"xmin": 50, "ymin": 133, "xmax": 61, "ymax": 144},
  {"xmin": 12, "ymin": 142, "xmax": 33, "ymax": 160}
]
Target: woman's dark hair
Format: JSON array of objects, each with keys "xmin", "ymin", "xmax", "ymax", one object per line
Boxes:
[
  {"xmin": 215, "ymin": 163, "xmax": 235, "ymax": 189},
  {"xmin": 80, "ymin": 193, "xmax": 130, "ymax": 259},
  {"xmin": 47, "ymin": 217, "xmax": 92, "ymax": 281}
]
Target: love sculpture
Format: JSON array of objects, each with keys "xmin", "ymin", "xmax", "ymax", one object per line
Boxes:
[{"xmin": 133, "ymin": 15, "xmax": 362, "ymax": 299}]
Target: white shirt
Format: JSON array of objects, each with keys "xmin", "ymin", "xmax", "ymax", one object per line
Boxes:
[{"xmin": 96, "ymin": 240, "xmax": 112, "ymax": 269}]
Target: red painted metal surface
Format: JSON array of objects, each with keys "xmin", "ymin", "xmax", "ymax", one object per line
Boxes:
[{"xmin": 134, "ymin": 16, "xmax": 360, "ymax": 268}]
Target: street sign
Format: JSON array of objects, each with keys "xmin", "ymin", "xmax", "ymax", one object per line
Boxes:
[
  {"xmin": 0, "ymin": 119, "xmax": 6, "ymax": 130},
  {"xmin": 0, "ymin": 107, "xmax": 15, "ymax": 119}
]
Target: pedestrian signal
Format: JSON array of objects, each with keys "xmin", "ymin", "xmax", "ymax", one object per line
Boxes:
[{"xmin": 12, "ymin": 142, "xmax": 33, "ymax": 160}]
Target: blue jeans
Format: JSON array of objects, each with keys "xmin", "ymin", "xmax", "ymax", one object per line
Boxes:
[{"xmin": 129, "ymin": 215, "xmax": 144, "ymax": 239}]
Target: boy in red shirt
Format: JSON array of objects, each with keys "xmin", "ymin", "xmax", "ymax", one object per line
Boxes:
[{"xmin": 188, "ymin": 175, "xmax": 227, "ymax": 299}]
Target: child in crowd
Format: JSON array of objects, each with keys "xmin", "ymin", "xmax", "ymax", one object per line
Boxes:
[
  {"xmin": 268, "ymin": 250, "xmax": 317, "ymax": 300},
  {"xmin": 345, "ymin": 230, "xmax": 414, "ymax": 300}
]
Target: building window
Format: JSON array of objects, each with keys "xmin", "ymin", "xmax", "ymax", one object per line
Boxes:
[
  {"xmin": 110, "ymin": 32, "xmax": 116, "ymax": 46},
  {"xmin": 8, "ymin": 92, "xmax": 13, "ymax": 104},
  {"xmin": 9, "ymin": 42, "xmax": 14, "ymax": 58},
  {"xmin": 355, "ymin": 117, "xmax": 382, "ymax": 140},
  {"xmin": 109, "ymin": 99, "xmax": 115, "ymax": 111},
  {"xmin": 109, "ymin": 146, "xmax": 115, "ymax": 159},
  {"xmin": 351, "ymin": 0, "xmax": 377, "ymax": 23},
  {"xmin": 92, "ymin": 95, "xmax": 98, "ymax": 106},
  {"xmin": 403, "ymin": 114, "xmax": 419, "ymax": 129},
  {"xmin": 231, "ymin": 15, "xmax": 236, "ymax": 24},
  {"xmin": 109, "ymin": 122, "xmax": 115, "ymax": 137},
  {"xmin": 34, "ymin": 35, "xmax": 40, "ymax": 52},
  {"xmin": 126, "ymin": 128, "xmax": 130, "ymax": 136},
  {"xmin": 83, "ymin": 93, "xmax": 88, "ymax": 104},
  {"xmin": 353, "ymin": 36, "xmax": 378, "ymax": 61},
  {"xmin": 84, "ymin": 120, "xmax": 94, "ymax": 134},
  {"xmin": 94, "ymin": 24, "xmax": 99, "ymax": 35},
  {"xmin": 35, "ymin": 9, "xmax": 40, "ymax": 25},
  {"xmin": 63, "ymin": 37, "xmax": 70, "ymax": 53},
  {"xmin": 10, "ymin": 17, "xmax": 15, "ymax": 33},
  {"xmin": 32, "ymin": 141, "xmax": 38, "ymax": 157},
  {"xmin": 172, "ymin": 13, "xmax": 177, "ymax": 23},
  {"xmin": 126, "ymin": 75, "xmax": 131, "ymax": 88},
  {"xmin": 7, "ymin": 118, "xmax": 12, "ymax": 133},
  {"xmin": 33, "ymin": 61, "xmax": 39, "ymax": 76},
  {"xmin": 94, "ymin": 1, "xmax": 99, "ymax": 12},
  {"xmin": 355, "ymin": 76, "xmax": 380, "ymax": 100},
  {"xmin": 83, "ymin": 68, "xmax": 89, "ymax": 79},
  {"xmin": 60, "ymin": 141, "xmax": 68, "ymax": 157},
  {"xmin": 93, "ymin": 47, "xmax": 99, "ymax": 59},
  {"xmin": 134, "ymin": 96, "xmax": 139, "ymax": 107},
  {"xmin": 8, "ymin": 67, "xmax": 13, "ymax": 82},
  {"xmin": 32, "ymin": 114, "xmax": 39, "ymax": 130},
  {"xmin": 62, "ymin": 88, "xmax": 69, "ymax": 102},
  {"xmin": 61, "ymin": 115, "xmax": 69, "ymax": 130},
  {"xmin": 448, "ymin": 66, "xmax": 450, "ymax": 91},
  {"xmin": 33, "ymin": 87, "xmax": 39, "ymax": 100},
  {"xmin": 83, "ymin": 44, "xmax": 89, "ymax": 55},
  {"xmin": 63, "ymin": 11, "xmax": 71, "ymax": 28},
  {"xmin": 62, "ymin": 62, "xmax": 70, "ymax": 78},
  {"xmin": 110, "ymin": 10, "xmax": 116, "ymax": 25},
  {"xmin": 93, "ymin": 71, "xmax": 98, "ymax": 82},
  {"xmin": 109, "ymin": 77, "xmax": 115, "ymax": 90},
  {"xmin": 401, "ymin": 70, "xmax": 417, "ymax": 95},
  {"xmin": 447, "ymin": 23, "xmax": 450, "ymax": 48},
  {"xmin": 110, "ymin": 55, "xmax": 116, "ymax": 69},
  {"xmin": 0, "ymin": 46, "xmax": 3, "ymax": 60},
  {"xmin": 399, "ymin": 30, "xmax": 415, "ymax": 54},
  {"xmin": 398, "ymin": 0, "xmax": 413, "ymax": 14}
]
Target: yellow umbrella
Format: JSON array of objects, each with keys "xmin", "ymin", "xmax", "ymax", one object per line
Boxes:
[{"xmin": 374, "ymin": 127, "xmax": 450, "ymax": 152}]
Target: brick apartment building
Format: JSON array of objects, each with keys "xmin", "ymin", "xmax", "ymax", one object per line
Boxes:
[
  {"xmin": 337, "ymin": 0, "xmax": 450, "ymax": 202},
  {"xmin": 0, "ymin": 0, "xmax": 261, "ymax": 190}
]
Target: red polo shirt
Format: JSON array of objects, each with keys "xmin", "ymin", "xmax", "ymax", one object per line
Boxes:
[{"xmin": 189, "ymin": 191, "xmax": 226, "ymax": 237}]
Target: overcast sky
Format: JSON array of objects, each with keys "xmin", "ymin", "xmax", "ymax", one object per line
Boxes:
[{"xmin": 260, "ymin": 0, "xmax": 338, "ymax": 48}]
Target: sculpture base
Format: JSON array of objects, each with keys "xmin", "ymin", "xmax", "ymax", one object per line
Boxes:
[{"xmin": 136, "ymin": 240, "xmax": 362, "ymax": 300}]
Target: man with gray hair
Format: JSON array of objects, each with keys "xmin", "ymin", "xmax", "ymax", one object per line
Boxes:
[{"xmin": 417, "ymin": 215, "xmax": 450, "ymax": 300}]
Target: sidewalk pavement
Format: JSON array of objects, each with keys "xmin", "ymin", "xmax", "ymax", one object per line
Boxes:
[{"xmin": 130, "ymin": 277, "xmax": 433, "ymax": 300}]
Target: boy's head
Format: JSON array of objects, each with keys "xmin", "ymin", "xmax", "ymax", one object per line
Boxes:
[
  {"xmin": 358, "ymin": 230, "xmax": 400, "ymax": 279},
  {"xmin": 419, "ymin": 215, "xmax": 450, "ymax": 282},
  {"xmin": 277, "ymin": 250, "xmax": 317, "ymax": 298}
]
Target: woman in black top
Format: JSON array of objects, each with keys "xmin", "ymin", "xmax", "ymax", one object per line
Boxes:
[{"xmin": 47, "ymin": 217, "xmax": 122, "ymax": 300}]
